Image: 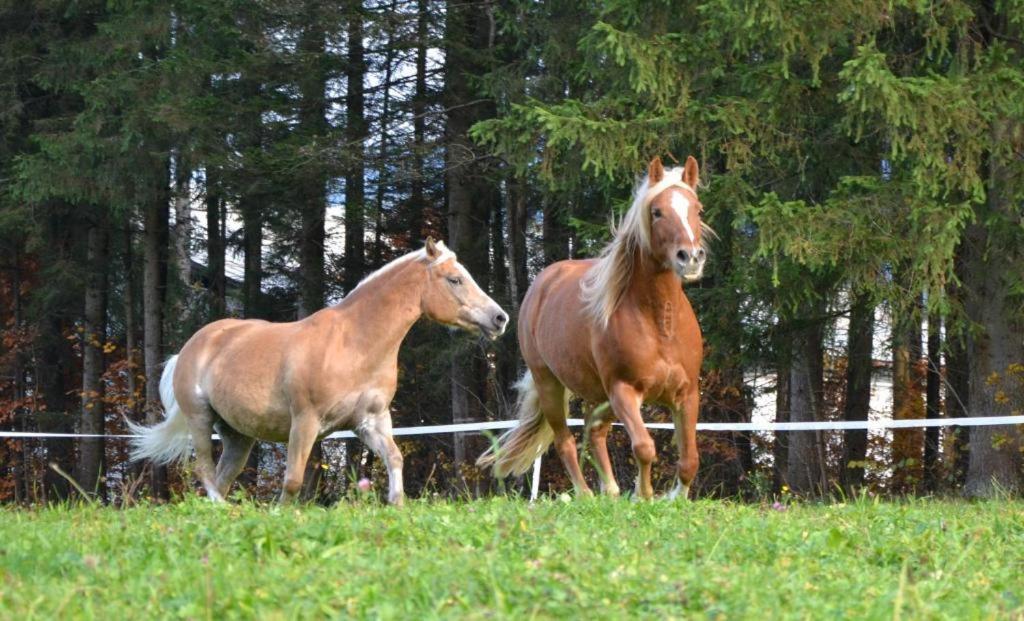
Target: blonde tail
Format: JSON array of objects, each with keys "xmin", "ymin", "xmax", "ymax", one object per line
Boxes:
[
  {"xmin": 127, "ymin": 355, "xmax": 192, "ymax": 465},
  {"xmin": 477, "ymin": 371, "xmax": 553, "ymax": 477}
]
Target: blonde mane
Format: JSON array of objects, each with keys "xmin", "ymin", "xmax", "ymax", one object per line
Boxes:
[
  {"xmin": 579, "ymin": 167, "xmax": 709, "ymax": 328},
  {"xmin": 349, "ymin": 242, "xmax": 455, "ymax": 294}
]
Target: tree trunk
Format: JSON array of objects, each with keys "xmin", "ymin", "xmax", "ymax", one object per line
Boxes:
[
  {"xmin": 343, "ymin": 0, "xmax": 367, "ymax": 292},
  {"xmin": 923, "ymin": 313, "xmax": 942, "ymax": 492},
  {"xmin": 773, "ymin": 352, "xmax": 790, "ymax": 492},
  {"xmin": 297, "ymin": 5, "xmax": 329, "ymax": 317},
  {"xmin": 372, "ymin": 0, "xmax": 398, "ymax": 267},
  {"xmin": 891, "ymin": 301, "xmax": 924, "ymax": 493},
  {"xmin": 241, "ymin": 200, "xmax": 263, "ymax": 319},
  {"xmin": 508, "ymin": 177, "xmax": 529, "ymax": 307},
  {"xmin": 10, "ymin": 240, "xmax": 28, "ymax": 502},
  {"xmin": 445, "ymin": 0, "xmax": 497, "ymax": 470},
  {"xmin": 786, "ymin": 313, "xmax": 825, "ymax": 495},
  {"xmin": 172, "ymin": 150, "xmax": 192, "ymax": 290},
  {"xmin": 205, "ymin": 165, "xmax": 226, "ymax": 319},
  {"xmin": 38, "ymin": 204, "xmax": 77, "ymax": 501},
  {"xmin": 841, "ymin": 294, "xmax": 874, "ymax": 492},
  {"xmin": 407, "ymin": 0, "xmax": 430, "ymax": 242},
  {"xmin": 963, "ymin": 120, "xmax": 1024, "ymax": 497},
  {"xmin": 75, "ymin": 214, "xmax": 110, "ymax": 498},
  {"xmin": 542, "ymin": 195, "xmax": 569, "ymax": 264},
  {"xmin": 144, "ymin": 182, "xmax": 170, "ymax": 500},
  {"xmin": 123, "ymin": 220, "xmax": 145, "ymax": 489},
  {"xmin": 945, "ymin": 329, "xmax": 970, "ymax": 488}
]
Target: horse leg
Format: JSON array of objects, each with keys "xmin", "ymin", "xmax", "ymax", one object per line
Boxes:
[
  {"xmin": 609, "ymin": 382, "xmax": 656, "ymax": 500},
  {"xmin": 213, "ymin": 421, "xmax": 256, "ymax": 499},
  {"xmin": 536, "ymin": 372, "xmax": 592, "ymax": 496},
  {"xmin": 587, "ymin": 407, "xmax": 620, "ymax": 496},
  {"xmin": 668, "ymin": 385, "xmax": 700, "ymax": 501},
  {"xmin": 280, "ymin": 414, "xmax": 320, "ymax": 503},
  {"xmin": 182, "ymin": 405, "xmax": 223, "ymax": 502},
  {"xmin": 356, "ymin": 411, "xmax": 405, "ymax": 506}
]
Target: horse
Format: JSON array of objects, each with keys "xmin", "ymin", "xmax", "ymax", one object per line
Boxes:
[
  {"xmin": 478, "ymin": 156, "xmax": 709, "ymax": 500},
  {"xmin": 130, "ymin": 238, "xmax": 509, "ymax": 505}
]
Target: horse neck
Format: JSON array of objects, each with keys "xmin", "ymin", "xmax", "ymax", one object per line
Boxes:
[
  {"xmin": 327, "ymin": 260, "xmax": 426, "ymax": 357},
  {"xmin": 623, "ymin": 248, "xmax": 684, "ymax": 314}
]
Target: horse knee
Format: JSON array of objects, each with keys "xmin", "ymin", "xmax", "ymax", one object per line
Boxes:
[
  {"xmin": 632, "ymin": 438, "xmax": 656, "ymax": 464},
  {"xmin": 678, "ymin": 453, "xmax": 699, "ymax": 484}
]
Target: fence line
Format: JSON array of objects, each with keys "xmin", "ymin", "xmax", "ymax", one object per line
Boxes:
[
  {"xmin": 6, "ymin": 416, "xmax": 1022, "ymax": 501},
  {"xmin": 3, "ymin": 414, "xmax": 1023, "ymax": 441}
]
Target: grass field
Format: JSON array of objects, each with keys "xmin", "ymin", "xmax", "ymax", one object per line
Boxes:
[{"xmin": 2, "ymin": 495, "xmax": 1023, "ymax": 619}]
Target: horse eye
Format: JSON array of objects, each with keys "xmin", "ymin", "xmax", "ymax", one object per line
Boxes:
[
  {"xmin": 447, "ymin": 276, "xmax": 463, "ymax": 286},
  {"xmin": 652, "ymin": 208, "xmax": 662, "ymax": 218}
]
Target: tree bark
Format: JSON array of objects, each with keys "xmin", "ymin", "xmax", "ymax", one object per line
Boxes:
[
  {"xmin": 297, "ymin": 5, "xmax": 329, "ymax": 316},
  {"xmin": 963, "ymin": 121, "xmax": 1024, "ymax": 497},
  {"xmin": 407, "ymin": 0, "xmax": 430, "ymax": 242},
  {"xmin": 841, "ymin": 294, "xmax": 874, "ymax": 492},
  {"xmin": 10, "ymin": 240, "xmax": 28, "ymax": 502},
  {"xmin": 123, "ymin": 220, "xmax": 145, "ymax": 488},
  {"xmin": 205, "ymin": 165, "xmax": 226, "ymax": 319},
  {"xmin": 38, "ymin": 204, "xmax": 77, "ymax": 501},
  {"xmin": 343, "ymin": 0, "xmax": 367, "ymax": 292},
  {"xmin": 445, "ymin": 0, "xmax": 497, "ymax": 469},
  {"xmin": 372, "ymin": 23, "xmax": 396, "ymax": 267},
  {"xmin": 923, "ymin": 313, "xmax": 942, "ymax": 492},
  {"xmin": 508, "ymin": 177, "xmax": 529, "ymax": 307},
  {"xmin": 172, "ymin": 150, "xmax": 192, "ymax": 291},
  {"xmin": 542, "ymin": 195, "xmax": 569, "ymax": 264},
  {"xmin": 773, "ymin": 351, "xmax": 790, "ymax": 492},
  {"xmin": 891, "ymin": 300, "xmax": 924, "ymax": 493},
  {"xmin": 945, "ymin": 328, "xmax": 970, "ymax": 487},
  {"xmin": 786, "ymin": 312, "xmax": 825, "ymax": 495},
  {"xmin": 241, "ymin": 200, "xmax": 263, "ymax": 319},
  {"xmin": 144, "ymin": 179, "xmax": 170, "ymax": 500},
  {"xmin": 75, "ymin": 214, "xmax": 110, "ymax": 498}
]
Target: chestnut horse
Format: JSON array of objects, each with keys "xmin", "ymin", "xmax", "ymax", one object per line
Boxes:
[
  {"xmin": 130, "ymin": 239, "xmax": 508, "ymax": 505},
  {"xmin": 479, "ymin": 156, "xmax": 708, "ymax": 499}
]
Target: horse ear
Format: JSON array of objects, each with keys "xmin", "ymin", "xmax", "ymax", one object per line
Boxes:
[
  {"xmin": 683, "ymin": 155, "xmax": 700, "ymax": 188},
  {"xmin": 425, "ymin": 236, "xmax": 439, "ymax": 258},
  {"xmin": 647, "ymin": 156, "xmax": 665, "ymax": 184}
]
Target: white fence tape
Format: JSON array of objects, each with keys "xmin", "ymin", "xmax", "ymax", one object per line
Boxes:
[
  {"xmin": 3, "ymin": 414, "xmax": 1022, "ymax": 440},
  {"xmin": 5, "ymin": 415, "xmax": 1023, "ymax": 502}
]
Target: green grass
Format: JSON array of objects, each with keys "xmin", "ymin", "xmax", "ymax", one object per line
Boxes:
[{"xmin": 2, "ymin": 496, "xmax": 1022, "ymax": 619}]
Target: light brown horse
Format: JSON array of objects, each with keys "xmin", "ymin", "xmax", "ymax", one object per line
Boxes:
[
  {"xmin": 479, "ymin": 156, "xmax": 708, "ymax": 499},
  {"xmin": 130, "ymin": 239, "xmax": 508, "ymax": 505}
]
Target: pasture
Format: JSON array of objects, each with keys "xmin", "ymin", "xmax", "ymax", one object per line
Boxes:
[{"xmin": 2, "ymin": 496, "xmax": 1022, "ymax": 619}]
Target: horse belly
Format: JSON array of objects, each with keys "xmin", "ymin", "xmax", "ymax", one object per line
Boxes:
[
  {"xmin": 212, "ymin": 397, "xmax": 292, "ymax": 442},
  {"xmin": 203, "ymin": 360, "xmax": 293, "ymax": 442}
]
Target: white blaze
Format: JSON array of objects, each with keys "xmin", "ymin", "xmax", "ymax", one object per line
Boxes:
[{"xmin": 671, "ymin": 192, "xmax": 696, "ymax": 244}]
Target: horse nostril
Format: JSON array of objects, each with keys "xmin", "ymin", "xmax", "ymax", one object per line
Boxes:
[
  {"xmin": 677, "ymin": 249, "xmax": 689, "ymax": 263},
  {"xmin": 494, "ymin": 312, "xmax": 508, "ymax": 328},
  {"xmin": 695, "ymin": 248, "xmax": 706, "ymax": 261}
]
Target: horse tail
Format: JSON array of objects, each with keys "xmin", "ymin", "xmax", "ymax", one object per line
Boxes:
[
  {"xmin": 477, "ymin": 370, "xmax": 553, "ymax": 477},
  {"xmin": 128, "ymin": 355, "xmax": 192, "ymax": 465}
]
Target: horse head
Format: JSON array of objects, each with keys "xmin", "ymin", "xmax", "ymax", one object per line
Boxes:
[
  {"xmin": 645, "ymin": 156, "xmax": 708, "ymax": 283},
  {"xmin": 420, "ymin": 237, "xmax": 509, "ymax": 339}
]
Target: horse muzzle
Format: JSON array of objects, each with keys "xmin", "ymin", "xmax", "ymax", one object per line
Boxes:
[
  {"xmin": 674, "ymin": 247, "xmax": 706, "ymax": 282},
  {"xmin": 460, "ymin": 306, "xmax": 509, "ymax": 340}
]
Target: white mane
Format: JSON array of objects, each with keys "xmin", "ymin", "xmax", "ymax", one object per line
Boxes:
[
  {"xmin": 350, "ymin": 241, "xmax": 455, "ymax": 294},
  {"xmin": 579, "ymin": 167, "xmax": 706, "ymax": 329}
]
